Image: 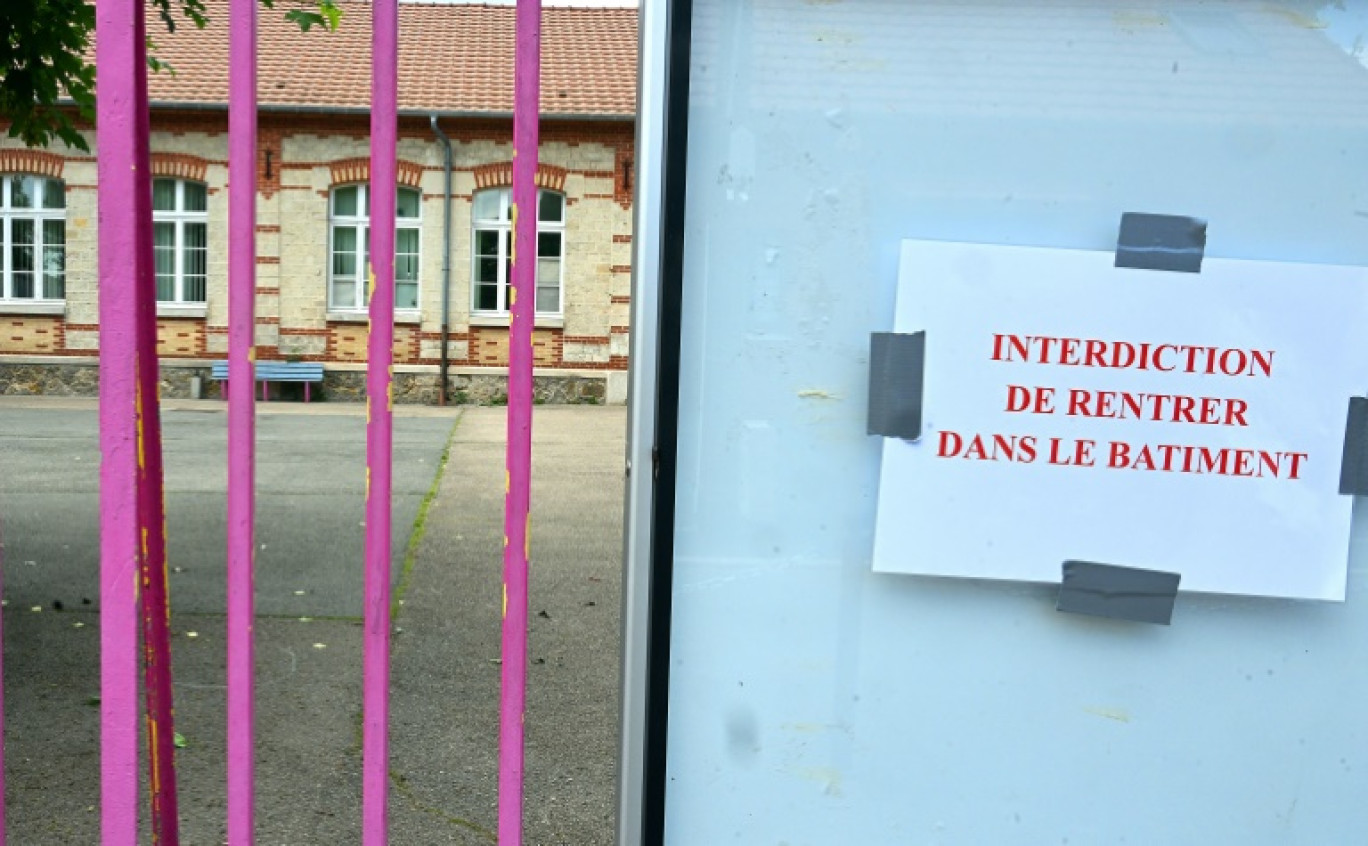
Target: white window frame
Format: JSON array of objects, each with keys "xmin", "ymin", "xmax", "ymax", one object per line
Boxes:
[
  {"xmin": 0, "ymin": 174, "xmax": 66, "ymax": 303},
  {"xmin": 152, "ymin": 178, "xmax": 209, "ymax": 305},
  {"xmin": 328, "ymin": 183, "xmax": 422, "ymax": 313},
  {"xmin": 470, "ymin": 187, "xmax": 565, "ymax": 317}
]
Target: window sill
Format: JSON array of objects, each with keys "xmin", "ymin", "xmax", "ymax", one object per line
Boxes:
[
  {"xmin": 327, "ymin": 310, "xmax": 423, "ymax": 325},
  {"xmin": 0, "ymin": 301, "xmax": 65, "ymax": 316},
  {"xmin": 470, "ymin": 314, "xmax": 565, "ymax": 330},
  {"xmin": 157, "ymin": 304, "xmax": 207, "ymax": 319}
]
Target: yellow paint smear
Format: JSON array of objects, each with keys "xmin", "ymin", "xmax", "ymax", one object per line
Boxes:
[
  {"xmin": 1084, "ymin": 705, "xmax": 1131, "ymax": 723},
  {"xmin": 502, "ymin": 583, "xmax": 508, "ymax": 619}
]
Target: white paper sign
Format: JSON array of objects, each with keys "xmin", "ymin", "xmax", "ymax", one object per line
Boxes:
[{"xmin": 872, "ymin": 240, "xmax": 1368, "ymax": 600}]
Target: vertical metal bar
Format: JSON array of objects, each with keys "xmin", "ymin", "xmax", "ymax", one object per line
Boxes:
[
  {"xmin": 364, "ymin": 0, "xmax": 398, "ymax": 841},
  {"xmin": 499, "ymin": 1, "xmax": 540, "ymax": 843},
  {"xmin": 227, "ymin": 0, "xmax": 259, "ymax": 841},
  {"xmin": 0, "ymin": 515, "xmax": 7, "ymax": 846},
  {"xmin": 133, "ymin": 16, "xmax": 180, "ymax": 844},
  {"xmin": 96, "ymin": 0, "xmax": 148, "ymax": 840}
]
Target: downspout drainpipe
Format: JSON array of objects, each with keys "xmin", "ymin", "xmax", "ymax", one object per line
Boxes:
[{"xmin": 430, "ymin": 114, "xmax": 454, "ymax": 405}]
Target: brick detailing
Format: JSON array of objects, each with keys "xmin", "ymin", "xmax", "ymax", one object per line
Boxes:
[
  {"xmin": 563, "ymin": 334, "xmax": 610, "ymax": 345},
  {"xmin": 615, "ymin": 144, "xmax": 634, "ymax": 206},
  {"xmin": 610, "ymin": 295, "xmax": 631, "ymax": 304},
  {"xmin": 256, "ymin": 256, "xmax": 280, "ymax": 265},
  {"xmin": 610, "ymin": 325, "xmax": 630, "ymax": 334},
  {"xmin": 256, "ymin": 224, "xmax": 282, "ymax": 233},
  {"xmin": 2, "ymin": 316, "xmax": 64, "ymax": 353},
  {"xmin": 472, "ymin": 161, "xmax": 568, "ymax": 193},
  {"xmin": 466, "ymin": 326, "xmax": 563, "ymax": 367},
  {"xmin": 258, "ymin": 127, "xmax": 283, "ymax": 198},
  {"xmin": 326, "ymin": 322, "xmax": 422, "ymax": 364},
  {"xmin": 328, "ymin": 157, "xmax": 425, "ymax": 188},
  {"xmin": 156, "ymin": 318, "xmax": 207, "ymax": 357},
  {"xmin": 149, "ymin": 153, "xmax": 210, "ymax": 183},
  {"xmin": 610, "ymin": 265, "xmax": 632, "ymax": 274},
  {"xmin": 612, "ymin": 234, "xmax": 632, "ymax": 244},
  {"xmin": 0, "ymin": 150, "xmax": 64, "ymax": 179}
]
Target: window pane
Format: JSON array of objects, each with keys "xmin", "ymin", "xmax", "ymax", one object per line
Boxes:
[
  {"xmin": 185, "ymin": 223, "xmax": 207, "ymax": 302},
  {"xmin": 333, "ymin": 186, "xmax": 358, "ymax": 217},
  {"xmin": 475, "ymin": 282, "xmax": 499, "ymax": 312},
  {"xmin": 396, "ymin": 282, "xmax": 419, "ymax": 310},
  {"xmin": 154, "ymin": 221, "xmax": 176, "ymax": 249},
  {"xmin": 537, "ymin": 256, "xmax": 561, "ymax": 286},
  {"xmin": 396, "ymin": 253, "xmax": 419, "ymax": 283},
  {"xmin": 535, "ymin": 285, "xmax": 560, "ymax": 314},
  {"xmin": 333, "ymin": 226, "xmax": 357, "ymax": 276},
  {"xmin": 396, "ymin": 227, "xmax": 419, "ymax": 254},
  {"xmin": 9, "ymin": 176, "xmax": 34, "ymax": 209},
  {"xmin": 537, "ymin": 231, "xmax": 561, "ymax": 258},
  {"xmin": 476, "ymin": 229, "xmax": 501, "ymax": 256},
  {"xmin": 538, "ymin": 191, "xmax": 564, "ymax": 223},
  {"xmin": 42, "ymin": 220, "xmax": 65, "ymax": 299},
  {"xmin": 331, "ymin": 279, "xmax": 356, "ymax": 310},
  {"xmin": 477, "ymin": 257, "xmax": 499, "ymax": 283},
  {"xmin": 183, "ymin": 182, "xmax": 208, "ymax": 212},
  {"xmin": 42, "ymin": 179, "xmax": 66, "ymax": 210},
  {"xmin": 152, "ymin": 179, "xmax": 177, "ymax": 211},
  {"xmin": 43, "ymin": 270, "xmax": 64, "ymax": 300},
  {"xmin": 397, "ymin": 188, "xmax": 421, "ymax": 219},
  {"xmin": 473, "ymin": 189, "xmax": 504, "ymax": 222},
  {"xmin": 12, "ymin": 218, "xmax": 34, "ymax": 296}
]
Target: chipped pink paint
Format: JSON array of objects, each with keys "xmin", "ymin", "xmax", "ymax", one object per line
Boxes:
[
  {"xmin": 364, "ymin": 0, "xmax": 399, "ymax": 841},
  {"xmin": 498, "ymin": 1, "xmax": 540, "ymax": 843},
  {"xmin": 96, "ymin": 0, "xmax": 150, "ymax": 839},
  {"xmin": 227, "ymin": 0, "xmax": 259, "ymax": 841},
  {"xmin": 133, "ymin": 19, "xmax": 181, "ymax": 842}
]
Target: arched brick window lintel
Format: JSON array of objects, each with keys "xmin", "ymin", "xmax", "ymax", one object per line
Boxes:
[
  {"xmin": 149, "ymin": 153, "xmax": 210, "ymax": 184},
  {"xmin": 472, "ymin": 162, "xmax": 568, "ymax": 194},
  {"xmin": 329, "ymin": 157, "xmax": 424, "ymax": 189},
  {"xmin": 0, "ymin": 150, "xmax": 65, "ymax": 180}
]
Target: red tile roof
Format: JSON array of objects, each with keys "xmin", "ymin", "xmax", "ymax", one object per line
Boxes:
[{"xmin": 130, "ymin": 1, "xmax": 638, "ymax": 117}]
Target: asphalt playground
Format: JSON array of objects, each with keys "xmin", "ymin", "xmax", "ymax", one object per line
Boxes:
[{"xmin": 0, "ymin": 396, "xmax": 627, "ymax": 844}]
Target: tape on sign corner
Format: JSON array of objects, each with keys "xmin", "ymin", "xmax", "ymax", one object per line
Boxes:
[
  {"xmin": 867, "ymin": 331, "xmax": 925, "ymax": 441},
  {"xmin": 1056, "ymin": 560, "xmax": 1181, "ymax": 626},
  {"xmin": 1114, "ymin": 212, "xmax": 1207, "ymax": 274},
  {"xmin": 1339, "ymin": 396, "xmax": 1368, "ymax": 495}
]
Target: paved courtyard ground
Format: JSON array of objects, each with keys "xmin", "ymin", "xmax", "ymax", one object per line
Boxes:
[{"xmin": 0, "ymin": 397, "xmax": 626, "ymax": 844}]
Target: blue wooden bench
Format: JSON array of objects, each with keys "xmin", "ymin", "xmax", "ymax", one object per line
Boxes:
[{"xmin": 210, "ymin": 361, "xmax": 324, "ymax": 402}]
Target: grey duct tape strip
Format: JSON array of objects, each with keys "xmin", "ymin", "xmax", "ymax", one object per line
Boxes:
[
  {"xmin": 1114, "ymin": 212, "xmax": 1207, "ymax": 273},
  {"xmin": 867, "ymin": 331, "xmax": 925, "ymax": 440},
  {"xmin": 1057, "ymin": 560, "xmax": 1181, "ymax": 625},
  {"xmin": 1339, "ymin": 396, "xmax": 1368, "ymax": 495}
]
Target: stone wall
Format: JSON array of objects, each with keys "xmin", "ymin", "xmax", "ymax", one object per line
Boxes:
[{"xmin": 0, "ymin": 360, "xmax": 606, "ymax": 406}]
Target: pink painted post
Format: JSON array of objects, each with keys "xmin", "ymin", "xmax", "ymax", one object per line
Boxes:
[
  {"xmin": 227, "ymin": 0, "xmax": 259, "ymax": 841},
  {"xmin": 132, "ymin": 18, "xmax": 180, "ymax": 844},
  {"xmin": 363, "ymin": 0, "xmax": 399, "ymax": 841},
  {"xmin": 498, "ymin": 1, "xmax": 540, "ymax": 843},
  {"xmin": 96, "ymin": 0, "xmax": 150, "ymax": 840},
  {"xmin": 0, "ymin": 515, "xmax": 6, "ymax": 846}
]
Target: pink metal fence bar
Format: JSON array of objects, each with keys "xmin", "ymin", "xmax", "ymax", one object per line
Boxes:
[
  {"xmin": 498, "ymin": 1, "xmax": 541, "ymax": 842},
  {"xmin": 227, "ymin": 0, "xmax": 260, "ymax": 841},
  {"xmin": 132, "ymin": 15, "xmax": 181, "ymax": 842},
  {"xmin": 364, "ymin": 0, "xmax": 399, "ymax": 840},
  {"xmin": 96, "ymin": 0, "xmax": 152, "ymax": 839},
  {"xmin": 0, "ymin": 516, "xmax": 6, "ymax": 846}
]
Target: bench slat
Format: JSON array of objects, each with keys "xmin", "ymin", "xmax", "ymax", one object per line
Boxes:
[{"xmin": 209, "ymin": 362, "xmax": 323, "ymax": 382}]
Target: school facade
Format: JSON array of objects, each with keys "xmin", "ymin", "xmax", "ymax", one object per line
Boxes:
[{"xmin": 0, "ymin": 2, "xmax": 638, "ymax": 403}]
